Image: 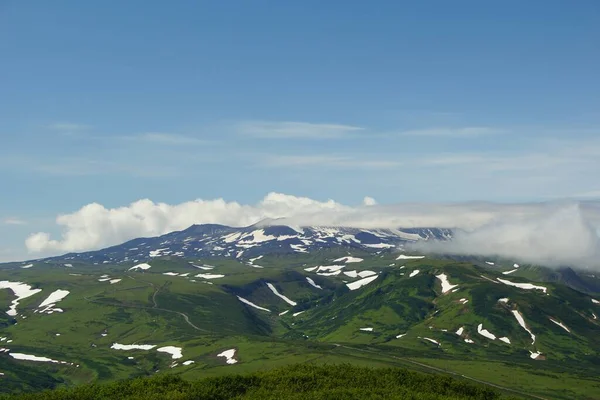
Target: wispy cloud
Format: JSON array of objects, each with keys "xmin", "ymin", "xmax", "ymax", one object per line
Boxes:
[
  {"xmin": 236, "ymin": 121, "xmax": 364, "ymax": 139},
  {"xmin": 400, "ymin": 126, "xmax": 501, "ymax": 137},
  {"xmin": 123, "ymin": 132, "xmax": 210, "ymax": 146},
  {"xmin": 3, "ymin": 217, "xmax": 26, "ymax": 225},
  {"xmin": 262, "ymin": 154, "xmax": 402, "ymax": 169}
]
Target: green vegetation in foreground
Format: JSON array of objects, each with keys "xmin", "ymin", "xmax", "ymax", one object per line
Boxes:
[{"xmin": 1, "ymin": 364, "xmax": 516, "ymax": 400}]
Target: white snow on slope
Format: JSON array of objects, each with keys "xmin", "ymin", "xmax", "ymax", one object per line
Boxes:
[
  {"xmin": 464, "ymin": 338, "xmax": 475, "ymax": 344},
  {"xmin": 397, "ymin": 254, "xmax": 425, "ymax": 260},
  {"xmin": 344, "ymin": 270, "xmax": 358, "ymax": 278},
  {"xmin": 529, "ymin": 351, "xmax": 542, "ymax": 360},
  {"xmin": 502, "ymin": 269, "xmax": 518, "ymax": 275},
  {"xmin": 290, "ymin": 244, "xmax": 308, "ymax": 253},
  {"xmin": 396, "ymin": 333, "xmax": 406, "ymax": 339},
  {"xmin": 315, "ymin": 265, "xmax": 345, "ymax": 272},
  {"xmin": 317, "ymin": 270, "xmax": 341, "ymax": 276},
  {"xmin": 111, "ymin": 343, "xmax": 156, "ymax": 351},
  {"xmin": 195, "ymin": 273, "xmax": 225, "ymax": 279},
  {"xmin": 455, "ymin": 327, "xmax": 464, "ymax": 336},
  {"xmin": 592, "ymin": 299, "xmax": 599, "ymax": 304},
  {"xmin": 477, "ymin": 323, "xmax": 496, "ymax": 340},
  {"xmin": 217, "ymin": 349, "xmax": 238, "ymax": 364},
  {"xmin": 435, "ymin": 273, "xmax": 458, "ymax": 293},
  {"xmin": 358, "ymin": 270, "xmax": 377, "ymax": 278},
  {"xmin": 163, "ymin": 272, "xmax": 179, "ymax": 276},
  {"xmin": 485, "ymin": 261, "xmax": 495, "ymax": 265},
  {"xmin": 409, "ymin": 270, "xmax": 420, "ymax": 277},
  {"xmin": 459, "ymin": 298, "xmax": 469, "ymax": 304},
  {"xmin": 421, "ymin": 337, "xmax": 440, "ymax": 346},
  {"xmin": 497, "ymin": 278, "xmax": 547, "ymax": 293},
  {"xmin": 249, "ymin": 255, "xmax": 263, "ymax": 264},
  {"xmin": 129, "ymin": 263, "xmax": 151, "ymax": 271},
  {"xmin": 222, "ymin": 232, "xmax": 242, "ymax": 243},
  {"xmin": 334, "ymin": 256, "xmax": 364, "ymax": 263},
  {"xmin": 498, "ymin": 298, "xmax": 509, "ymax": 303},
  {"xmin": 157, "ymin": 346, "xmax": 183, "ymax": 359},
  {"xmin": 293, "ymin": 311, "xmax": 305, "ymax": 317},
  {"xmin": 346, "ymin": 275, "xmax": 378, "ymax": 290},
  {"xmin": 10, "ymin": 353, "xmax": 74, "ymax": 365},
  {"xmin": 499, "ymin": 337, "xmax": 511, "ymax": 344},
  {"xmin": 304, "ymin": 266, "xmax": 318, "ymax": 272},
  {"xmin": 110, "ymin": 279, "xmax": 121, "ymax": 284},
  {"xmin": 237, "ymin": 296, "xmax": 271, "ymax": 312},
  {"xmin": 266, "ymin": 283, "xmax": 297, "ymax": 306},
  {"xmin": 191, "ymin": 264, "xmax": 214, "ymax": 270},
  {"xmin": 183, "ymin": 360, "xmax": 194, "ymax": 365},
  {"xmin": 306, "ymin": 277, "xmax": 322, "ymax": 289},
  {"xmin": 360, "ymin": 327, "xmax": 373, "ymax": 332},
  {"xmin": 21, "ymin": 264, "xmax": 33, "ymax": 269},
  {"xmin": 549, "ymin": 318, "xmax": 571, "ymax": 333},
  {"xmin": 511, "ymin": 310, "xmax": 536, "ymax": 344},
  {"xmin": 0, "ymin": 281, "xmax": 42, "ymax": 316},
  {"xmin": 279, "ymin": 310, "xmax": 289, "ymax": 316},
  {"xmin": 37, "ymin": 290, "xmax": 69, "ymax": 314}
]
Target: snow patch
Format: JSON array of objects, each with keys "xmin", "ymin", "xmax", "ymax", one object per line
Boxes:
[
  {"xmin": 499, "ymin": 337, "xmax": 511, "ymax": 344},
  {"xmin": 266, "ymin": 283, "xmax": 297, "ymax": 306},
  {"xmin": 36, "ymin": 290, "xmax": 69, "ymax": 314},
  {"xmin": 346, "ymin": 275, "xmax": 378, "ymax": 290},
  {"xmin": 195, "ymin": 273, "xmax": 225, "ymax": 279},
  {"xmin": 511, "ymin": 310, "xmax": 536, "ymax": 344},
  {"xmin": 0, "ymin": 281, "xmax": 42, "ymax": 316},
  {"xmin": 397, "ymin": 254, "xmax": 425, "ymax": 260},
  {"xmin": 549, "ymin": 318, "xmax": 571, "ymax": 333},
  {"xmin": 217, "ymin": 349, "xmax": 238, "ymax": 364},
  {"xmin": 455, "ymin": 327, "xmax": 464, "ymax": 336},
  {"xmin": 157, "ymin": 346, "xmax": 183, "ymax": 359},
  {"xmin": 477, "ymin": 323, "xmax": 496, "ymax": 340},
  {"xmin": 435, "ymin": 273, "xmax": 458, "ymax": 294},
  {"xmin": 497, "ymin": 278, "xmax": 547, "ymax": 293},
  {"xmin": 334, "ymin": 256, "xmax": 364, "ymax": 263},
  {"xmin": 129, "ymin": 263, "xmax": 151, "ymax": 271},
  {"xmin": 359, "ymin": 327, "xmax": 373, "ymax": 332},
  {"xmin": 111, "ymin": 343, "xmax": 156, "ymax": 351},
  {"xmin": 306, "ymin": 277, "xmax": 322, "ymax": 289},
  {"xmin": 237, "ymin": 296, "xmax": 271, "ymax": 312},
  {"xmin": 409, "ymin": 270, "xmax": 420, "ymax": 277}
]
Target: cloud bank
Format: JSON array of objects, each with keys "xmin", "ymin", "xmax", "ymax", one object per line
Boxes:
[{"xmin": 25, "ymin": 193, "xmax": 600, "ymax": 268}]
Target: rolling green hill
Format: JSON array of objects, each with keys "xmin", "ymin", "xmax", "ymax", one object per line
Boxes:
[{"xmin": 1, "ymin": 252, "xmax": 600, "ymax": 399}]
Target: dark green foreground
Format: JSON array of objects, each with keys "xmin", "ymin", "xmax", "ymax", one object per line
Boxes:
[{"xmin": 1, "ymin": 364, "xmax": 516, "ymax": 400}]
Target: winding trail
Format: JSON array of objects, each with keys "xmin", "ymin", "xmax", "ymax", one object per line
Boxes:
[{"xmin": 84, "ymin": 275, "xmax": 208, "ymax": 333}]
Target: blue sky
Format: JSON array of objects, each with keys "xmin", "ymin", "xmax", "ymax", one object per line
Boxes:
[{"xmin": 1, "ymin": 1, "xmax": 599, "ymax": 260}]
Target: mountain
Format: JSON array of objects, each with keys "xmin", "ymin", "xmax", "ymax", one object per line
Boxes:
[
  {"xmin": 44, "ymin": 223, "xmax": 453, "ymax": 265},
  {"xmin": 2, "ymin": 233, "xmax": 600, "ymax": 398}
]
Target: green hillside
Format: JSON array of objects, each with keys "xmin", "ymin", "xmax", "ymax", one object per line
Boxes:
[{"xmin": 1, "ymin": 252, "xmax": 600, "ymax": 399}]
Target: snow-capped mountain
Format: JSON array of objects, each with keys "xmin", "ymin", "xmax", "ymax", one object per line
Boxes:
[{"xmin": 48, "ymin": 223, "xmax": 452, "ymax": 264}]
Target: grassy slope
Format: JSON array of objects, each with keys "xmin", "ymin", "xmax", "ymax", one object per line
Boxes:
[{"xmin": 1, "ymin": 253, "xmax": 600, "ymax": 399}]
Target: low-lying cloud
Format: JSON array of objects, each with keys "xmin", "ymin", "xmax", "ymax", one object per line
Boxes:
[
  {"xmin": 25, "ymin": 193, "xmax": 600, "ymax": 268},
  {"xmin": 410, "ymin": 203, "xmax": 600, "ymax": 268}
]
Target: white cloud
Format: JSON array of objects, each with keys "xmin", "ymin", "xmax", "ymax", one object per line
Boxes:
[
  {"xmin": 363, "ymin": 197, "xmax": 377, "ymax": 206},
  {"xmin": 3, "ymin": 217, "xmax": 26, "ymax": 225},
  {"xmin": 411, "ymin": 203, "xmax": 600, "ymax": 268},
  {"xmin": 400, "ymin": 126, "xmax": 501, "ymax": 137},
  {"xmin": 236, "ymin": 121, "xmax": 364, "ymax": 139},
  {"xmin": 24, "ymin": 193, "xmax": 600, "ymax": 269}
]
